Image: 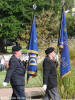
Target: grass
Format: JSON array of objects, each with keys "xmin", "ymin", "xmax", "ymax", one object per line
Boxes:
[
  {"xmin": 6, "ymin": 46, "xmax": 27, "ymax": 53},
  {"xmin": 57, "ymin": 62, "xmax": 75, "ymax": 99},
  {"xmin": 0, "ymin": 71, "xmax": 6, "ymax": 88},
  {"xmin": 26, "ymin": 70, "xmax": 43, "ymax": 88}
]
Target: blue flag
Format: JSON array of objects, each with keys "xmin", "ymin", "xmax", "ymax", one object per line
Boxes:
[
  {"xmin": 59, "ymin": 7, "xmax": 71, "ymax": 78},
  {"xmin": 27, "ymin": 16, "xmax": 38, "ymax": 82}
]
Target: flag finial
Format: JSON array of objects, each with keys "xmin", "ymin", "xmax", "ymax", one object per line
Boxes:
[{"xmin": 33, "ymin": 4, "xmax": 37, "ymax": 10}]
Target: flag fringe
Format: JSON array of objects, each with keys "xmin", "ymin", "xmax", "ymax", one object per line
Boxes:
[
  {"xmin": 27, "ymin": 71, "xmax": 37, "ymax": 75},
  {"xmin": 61, "ymin": 71, "xmax": 71, "ymax": 79},
  {"xmin": 28, "ymin": 50, "xmax": 38, "ymax": 54},
  {"xmin": 59, "ymin": 45, "xmax": 64, "ymax": 49}
]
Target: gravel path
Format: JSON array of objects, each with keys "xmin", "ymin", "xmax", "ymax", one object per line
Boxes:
[{"xmin": 0, "ymin": 87, "xmax": 44, "ymax": 100}]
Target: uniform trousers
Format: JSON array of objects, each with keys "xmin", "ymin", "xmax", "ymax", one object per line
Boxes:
[
  {"xmin": 11, "ymin": 85, "xmax": 26, "ymax": 100},
  {"xmin": 43, "ymin": 87, "xmax": 60, "ymax": 100}
]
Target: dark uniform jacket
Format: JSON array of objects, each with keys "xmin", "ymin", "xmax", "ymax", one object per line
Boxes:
[
  {"xmin": 4, "ymin": 55, "xmax": 26, "ymax": 86},
  {"xmin": 43, "ymin": 56, "xmax": 58, "ymax": 89}
]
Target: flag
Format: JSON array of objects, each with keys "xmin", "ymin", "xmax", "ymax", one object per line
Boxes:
[
  {"xmin": 27, "ymin": 15, "xmax": 38, "ymax": 82},
  {"xmin": 59, "ymin": 6, "xmax": 71, "ymax": 78}
]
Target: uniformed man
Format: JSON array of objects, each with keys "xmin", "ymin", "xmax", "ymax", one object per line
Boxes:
[
  {"xmin": 42, "ymin": 47, "xmax": 60, "ymax": 100},
  {"xmin": 3, "ymin": 44, "xmax": 26, "ymax": 100}
]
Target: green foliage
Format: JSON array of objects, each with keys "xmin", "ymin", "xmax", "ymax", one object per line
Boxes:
[
  {"xmin": 0, "ymin": 0, "xmax": 29, "ymax": 41},
  {"xmin": 57, "ymin": 66, "xmax": 75, "ymax": 99},
  {"xmin": 0, "ymin": 0, "xmax": 74, "ymax": 51},
  {"xmin": 66, "ymin": 14, "xmax": 75, "ymax": 37},
  {"xmin": 69, "ymin": 49, "xmax": 75, "ymax": 60},
  {"xmin": 35, "ymin": 9, "xmax": 60, "ymax": 47},
  {"xmin": 6, "ymin": 46, "xmax": 27, "ymax": 53},
  {"xmin": 64, "ymin": 0, "xmax": 74, "ymax": 10},
  {"xmin": 0, "ymin": 0, "xmax": 62, "ymax": 41}
]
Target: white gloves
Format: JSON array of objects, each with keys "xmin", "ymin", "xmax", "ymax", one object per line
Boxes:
[
  {"xmin": 3, "ymin": 82, "xmax": 7, "ymax": 87},
  {"xmin": 55, "ymin": 54, "xmax": 59, "ymax": 62},
  {"xmin": 42, "ymin": 84, "xmax": 47, "ymax": 91},
  {"xmin": 25, "ymin": 56, "xmax": 29, "ymax": 61}
]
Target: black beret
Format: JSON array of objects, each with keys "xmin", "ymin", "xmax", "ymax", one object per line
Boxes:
[
  {"xmin": 12, "ymin": 45, "xmax": 22, "ymax": 52},
  {"xmin": 45, "ymin": 47, "xmax": 55, "ymax": 55}
]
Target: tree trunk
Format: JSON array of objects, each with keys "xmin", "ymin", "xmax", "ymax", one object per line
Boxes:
[{"xmin": 0, "ymin": 39, "xmax": 6, "ymax": 53}]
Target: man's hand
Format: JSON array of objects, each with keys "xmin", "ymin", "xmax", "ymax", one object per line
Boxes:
[
  {"xmin": 3, "ymin": 82, "xmax": 7, "ymax": 87},
  {"xmin": 55, "ymin": 54, "xmax": 59, "ymax": 62},
  {"xmin": 42, "ymin": 84, "xmax": 47, "ymax": 91}
]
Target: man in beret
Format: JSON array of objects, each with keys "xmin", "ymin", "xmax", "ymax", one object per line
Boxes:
[
  {"xmin": 3, "ymin": 44, "xmax": 26, "ymax": 100},
  {"xmin": 42, "ymin": 47, "xmax": 60, "ymax": 100}
]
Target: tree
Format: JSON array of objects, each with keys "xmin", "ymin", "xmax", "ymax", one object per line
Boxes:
[
  {"xmin": 66, "ymin": 14, "xmax": 75, "ymax": 37},
  {"xmin": 0, "ymin": 0, "xmax": 62, "ymax": 52},
  {"xmin": 0, "ymin": 0, "xmax": 32, "ymax": 52},
  {"xmin": 36, "ymin": 9, "xmax": 59, "ymax": 47},
  {"xmin": 64, "ymin": 0, "xmax": 74, "ymax": 10},
  {"xmin": 0, "ymin": 0, "xmax": 74, "ymax": 52}
]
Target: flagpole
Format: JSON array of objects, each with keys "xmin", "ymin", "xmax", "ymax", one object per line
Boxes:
[
  {"xmin": 27, "ymin": 4, "xmax": 37, "ymax": 60},
  {"xmin": 56, "ymin": 9, "xmax": 62, "ymax": 54},
  {"xmin": 62, "ymin": 0, "xmax": 65, "ymax": 8},
  {"xmin": 62, "ymin": 0, "xmax": 65, "ymax": 5},
  {"xmin": 32, "ymin": 4, "xmax": 46, "ymax": 95},
  {"xmin": 56, "ymin": 0, "xmax": 65, "ymax": 54}
]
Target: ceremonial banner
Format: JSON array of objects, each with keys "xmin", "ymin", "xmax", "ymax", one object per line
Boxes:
[
  {"xmin": 27, "ymin": 15, "xmax": 38, "ymax": 81},
  {"xmin": 59, "ymin": 6, "xmax": 71, "ymax": 78}
]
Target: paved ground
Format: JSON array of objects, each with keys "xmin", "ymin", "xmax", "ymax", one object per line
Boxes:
[
  {"xmin": 0, "ymin": 87, "xmax": 74, "ymax": 100},
  {"xmin": 0, "ymin": 87, "xmax": 44, "ymax": 100}
]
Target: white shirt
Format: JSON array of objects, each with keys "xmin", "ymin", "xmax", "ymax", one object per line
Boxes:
[{"xmin": 1, "ymin": 58, "xmax": 6, "ymax": 65}]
